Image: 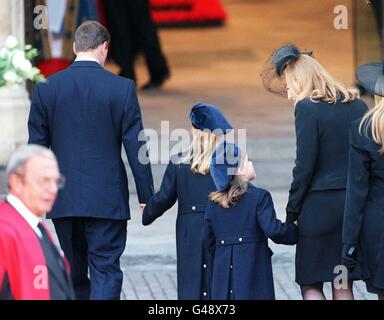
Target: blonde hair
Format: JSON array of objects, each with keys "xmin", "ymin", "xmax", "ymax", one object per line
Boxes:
[
  {"xmin": 209, "ymin": 154, "xmax": 248, "ymax": 208},
  {"xmin": 359, "ymin": 95, "xmax": 384, "ymax": 154},
  {"xmin": 284, "ymin": 54, "xmax": 359, "ymax": 105},
  {"xmin": 184, "ymin": 128, "xmax": 219, "ymax": 175}
]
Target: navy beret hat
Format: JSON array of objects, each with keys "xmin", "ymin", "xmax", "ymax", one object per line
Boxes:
[
  {"xmin": 189, "ymin": 103, "xmax": 233, "ymax": 133},
  {"xmin": 210, "ymin": 142, "xmax": 242, "ymax": 192}
]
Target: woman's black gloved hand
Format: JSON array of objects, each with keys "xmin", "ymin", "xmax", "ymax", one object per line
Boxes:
[
  {"xmin": 286, "ymin": 212, "xmax": 298, "ymax": 224},
  {"xmin": 342, "ymin": 244, "xmax": 357, "ymax": 271}
]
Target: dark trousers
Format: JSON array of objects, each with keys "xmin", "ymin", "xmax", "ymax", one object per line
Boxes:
[
  {"xmin": 103, "ymin": 0, "xmax": 169, "ymax": 82},
  {"xmin": 52, "ymin": 217, "xmax": 127, "ymax": 300}
]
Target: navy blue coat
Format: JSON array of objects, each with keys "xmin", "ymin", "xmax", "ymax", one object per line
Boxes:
[
  {"xmin": 28, "ymin": 61, "xmax": 154, "ymax": 220},
  {"xmin": 286, "ymin": 98, "xmax": 368, "ymax": 222},
  {"xmin": 343, "ymin": 119, "xmax": 384, "ymax": 290},
  {"xmin": 202, "ymin": 185, "xmax": 297, "ymax": 300},
  {"xmin": 142, "ymin": 158, "xmax": 216, "ymax": 299}
]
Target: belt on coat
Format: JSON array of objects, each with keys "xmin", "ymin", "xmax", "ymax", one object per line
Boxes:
[
  {"xmin": 179, "ymin": 205, "xmax": 207, "ymax": 214},
  {"xmin": 215, "ymin": 236, "xmax": 266, "ymax": 247}
]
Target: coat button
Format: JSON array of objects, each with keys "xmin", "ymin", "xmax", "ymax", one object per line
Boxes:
[
  {"xmin": 230, "ymin": 290, "xmax": 233, "ymax": 294},
  {"xmin": 239, "ymin": 237, "xmax": 243, "ymax": 242},
  {"xmin": 203, "ymin": 292, "xmax": 207, "ymax": 297},
  {"xmin": 203, "ymin": 264, "xmax": 207, "ymax": 269},
  {"xmin": 221, "ymin": 240, "xmax": 225, "ymax": 245},
  {"xmin": 192, "ymin": 206, "xmax": 196, "ymax": 211},
  {"xmin": 230, "ymin": 265, "xmax": 233, "ymax": 269}
]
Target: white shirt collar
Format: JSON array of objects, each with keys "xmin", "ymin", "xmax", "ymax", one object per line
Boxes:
[
  {"xmin": 6, "ymin": 194, "xmax": 43, "ymax": 238},
  {"xmin": 75, "ymin": 56, "xmax": 100, "ymax": 64}
]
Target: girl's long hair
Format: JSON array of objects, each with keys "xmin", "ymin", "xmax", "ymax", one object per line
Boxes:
[
  {"xmin": 284, "ymin": 54, "xmax": 359, "ymax": 105},
  {"xmin": 359, "ymin": 95, "xmax": 384, "ymax": 154},
  {"xmin": 209, "ymin": 155, "xmax": 248, "ymax": 208},
  {"xmin": 184, "ymin": 128, "xmax": 219, "ymax": 175}
]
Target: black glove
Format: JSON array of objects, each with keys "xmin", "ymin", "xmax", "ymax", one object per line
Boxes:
[
  {"xmin": 286, "ymin": 212, "xmax": 298, "ymax": 224},
  {"xmin": 342, "ymin": 244, "xmax": 357, "ymax": 271}
]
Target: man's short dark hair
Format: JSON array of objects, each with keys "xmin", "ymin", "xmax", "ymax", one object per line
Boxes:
[{"xmin": 74, "ymin": 21, "xmax": 111, "ymax": 52}]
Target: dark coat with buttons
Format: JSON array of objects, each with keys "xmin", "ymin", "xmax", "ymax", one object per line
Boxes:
[
  {"xmin": 202, "ymin": 184, "xmax": 297, "ymax": 300},
  {"xmin": 343, "ymin": 119, "xmax": 384, "ymax": 291},
  {"xmin": 286, "ymin": 98, "xmax": 368, "ymax": 222},
  {"xmin": 143, "ymin": 157, "xmax": 216, "ymax": 299}
]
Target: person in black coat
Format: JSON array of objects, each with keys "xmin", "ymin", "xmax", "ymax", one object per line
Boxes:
[
  {"xmin": 103, "ymin": 0, "xmax": 170, "ymax": 89},
  {"xmin": 28, "ymin": 21, "xmax": 154, "ymax": 300},
  {"xmin": 202, "ymin": 142, "xmax": 297, "ymax": 300},
  {"xmin": 343, "ymin": 62, "xmax": 384, "ymax": 300},
  {"xmin": 262, "ymin": 45, "xmax": 368, "ymax": 299},
  {"xmin": 142, "ymin": 103, "xmax": 232, "ymax": 300}
]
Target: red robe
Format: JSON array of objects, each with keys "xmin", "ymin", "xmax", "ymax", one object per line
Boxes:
[{"xmin": 0, "ymin": 201, "xmax": 69, "ymax": 300}]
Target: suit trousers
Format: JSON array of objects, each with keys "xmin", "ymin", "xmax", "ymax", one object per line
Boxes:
[{"xmin": 53, "ymin": 217, "xmax": 127, "ymax": 300}]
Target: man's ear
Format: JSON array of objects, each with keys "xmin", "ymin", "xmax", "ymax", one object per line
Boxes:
[
  {"xmin": 103, "ymin": 41, "xmax": 109, "ymax": 51},
  {"xmin": 73, "ymin": 42, "xmax": 77, "ymax": 55},
  {"xmin": 8, "ymin": 174, "xmax": 22, "ymax": 194}
]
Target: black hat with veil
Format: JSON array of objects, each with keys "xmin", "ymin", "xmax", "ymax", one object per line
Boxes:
[{"xmin": 260, "ymin": 44, "xmax": 313, "ymax": 96}]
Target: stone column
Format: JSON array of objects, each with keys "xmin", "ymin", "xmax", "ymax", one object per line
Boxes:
[{"xmin": 0, "ymin": 0, "xmax": 30, "ymax": 166}]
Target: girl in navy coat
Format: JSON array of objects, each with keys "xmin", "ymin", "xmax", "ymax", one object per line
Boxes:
[
  {"xmin": 343, "ymin": 62, "xmax": 384, "ymax": 300},
  {"xmin": 262, "ymin": 44, "xmax": 368, "ymax": 300},
  {"xmin": 142, "ymin": 103, "xmax": 232, "ymax": 300},
  {"xmin": 202, "ymin": 143, "xmax": 297, "ymax": 300}
]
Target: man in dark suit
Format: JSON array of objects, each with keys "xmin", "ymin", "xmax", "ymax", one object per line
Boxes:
[
  {"xmin": 0, "ymin": 145, "xmax": 75, "ymax": 300},
  {"xmin": 28, "ymin": 21, "xmax": 154, "ymax": 300}
]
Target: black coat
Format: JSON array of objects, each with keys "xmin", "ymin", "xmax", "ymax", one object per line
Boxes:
[
  {"xmin": 202, "ymin": 185, "xmax": 297, "ymax": 300},
  {"xmin": 286, "ymin": 98, "xmax": 368, "ymax": 221},
  {"xmin": 343, "ymin": 119, "xmax": 384, "ymax": 291},
  {"xmin": 28, "ymin": 61, "xmax": 154, "ymax": 220},
  {"xmin": 142, "ymin": 158, "xmax": 216, "ymax": 300}
]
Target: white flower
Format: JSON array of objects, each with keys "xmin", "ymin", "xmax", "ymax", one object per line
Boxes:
[
  {"xmin": 5, "ymin": 36, "xmax": 18, "ymax": 49},
  {"xmin": 19, "ymin": 59, "xmax": 32, "ymax": 73},
  {"xmin": 3, "ymin": 70, "xmax": 18, "ymax": 83},
  {"xmin": 25, "ymin": 44, "xmax": 32, "ymax": 50},
  {"xmin": 11, "ymin": 50, "xmax": 27, "ymax": 69}
]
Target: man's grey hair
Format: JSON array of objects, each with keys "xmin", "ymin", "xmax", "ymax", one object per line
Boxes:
[
  {"xmin": 74, "ymin": 20, "xmax": 111, "ymax": 52},
  {"xmin": 6, "ymin": 145, "xmax": 57, "ymax": 182}
]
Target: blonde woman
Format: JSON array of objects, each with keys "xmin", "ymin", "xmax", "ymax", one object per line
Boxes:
[
  {"xmin": 262, "ymin": 44, "xmax": 368, "ymax": 299},
  {"xmin": 142, "ymin": 103, "xmax": 232, "ymax": 300},
  {"xmin": 343, "ymin": 62, "xmax": 384, "ymax": 300},
  {"xmin": 202, "ymin": 142, "xmax": 297, "ymax": 300}
]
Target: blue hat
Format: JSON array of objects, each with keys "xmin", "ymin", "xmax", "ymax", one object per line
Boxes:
[
  {"xmin": 210, "ymin": 142, "xmax": 242, "ymax": 192},
  {"xmin": 189, "ymin": 103, "xmax": 233, "ymax": 133},
  {"xmin": 356, "ymin": 62, "xmax": 384, "ymax": 97}
]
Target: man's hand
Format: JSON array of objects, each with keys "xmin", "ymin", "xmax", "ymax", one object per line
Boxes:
[
  {"xmin": 342, "ymin": 244, "xmax": 357, "ymax": 271},
  {"xmin": 139, "ymin": 203, "xmax": 146, "ymax": 215}
]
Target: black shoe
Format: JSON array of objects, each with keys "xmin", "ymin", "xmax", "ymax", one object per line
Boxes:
[{"xmin": 141, "ymin": 72, "xmax": 170, "ymax": 90}]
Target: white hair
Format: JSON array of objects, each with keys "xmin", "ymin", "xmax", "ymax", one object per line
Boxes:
[{"xmin": 6, "ymin": 145, "xmax": 57, "ymax": 182}]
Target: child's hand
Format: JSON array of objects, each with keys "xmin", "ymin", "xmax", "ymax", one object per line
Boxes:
[{"xmin": 293, "ymin": 220, "xmax": 298, "ymax": 225}]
